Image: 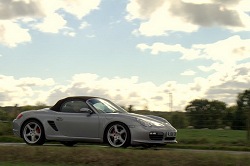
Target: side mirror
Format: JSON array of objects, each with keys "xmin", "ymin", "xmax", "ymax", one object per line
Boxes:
[{"xmin": 80, "ymin": 108, "xmax": 93, "ymax": 114}]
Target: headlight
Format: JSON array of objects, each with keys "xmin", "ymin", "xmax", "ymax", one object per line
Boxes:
[
  {"xmin": 165, "ymin": 120, "xmax": 172, "ymax": 126},
  {"xmin": 137, "ymin": 118, "xmax": 153, "ymax": 127}
]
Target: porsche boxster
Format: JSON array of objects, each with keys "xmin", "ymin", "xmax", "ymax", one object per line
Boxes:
[{"xmin": 13, "ymin": 96, "xmax": 177, "ymax": 147}]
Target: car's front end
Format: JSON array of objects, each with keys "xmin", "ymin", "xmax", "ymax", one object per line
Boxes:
[
  {"xmin": 104, "ymin": 112, "xmax": 177, "ymax": 146},
  {"xmin": 129, "ymin": 116, "xmax": 177, "ymax": 146}
]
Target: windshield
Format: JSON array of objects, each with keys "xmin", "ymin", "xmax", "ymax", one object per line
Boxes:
[{"xmin": 87, "ymin": 98, "xmax": 128, "ymax": 114}]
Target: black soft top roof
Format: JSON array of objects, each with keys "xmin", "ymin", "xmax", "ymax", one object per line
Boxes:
[{"xmin": 50, "ymin": 96, "xmax": 97, "ymax": 111}]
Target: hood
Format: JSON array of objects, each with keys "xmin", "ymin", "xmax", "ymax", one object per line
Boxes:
[{"xmin": 105, "ymin": 112, "xmax": 172, "ymax": 128}]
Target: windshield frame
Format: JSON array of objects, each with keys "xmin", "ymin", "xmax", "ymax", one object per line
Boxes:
[{"xmin": 87, "ymin": 98, "xmax": 128, "ymax": 114}]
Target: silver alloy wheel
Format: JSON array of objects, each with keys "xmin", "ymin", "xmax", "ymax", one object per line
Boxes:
[
  {"xmin": 23, "ymin": 121, "xmax": 42, "ymax": 144},
  {"xmin": 107, "ymin": 124, "xmax": 127, "ymax": 147}
]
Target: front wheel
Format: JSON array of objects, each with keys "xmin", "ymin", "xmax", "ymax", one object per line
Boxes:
[
  {"xmin": 106, "ymin": 123, "xmax": 131, "ymax": 148},
  {"xmin": 22, "ymin": 120, "xmax": 45, "ymax": 145}
]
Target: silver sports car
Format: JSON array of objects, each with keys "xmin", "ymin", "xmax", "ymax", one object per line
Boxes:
[{"xmin": 13, "ymin": 96, "xmax": 177, "ymax": 148}]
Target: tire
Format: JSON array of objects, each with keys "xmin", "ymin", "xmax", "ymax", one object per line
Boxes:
[
  {"xmin": 60, "ymin": 141, "xmax": 77, "ymax": 147},
  {"xmin": 22, "ymin": 119, "xmax": 45, "ymax": 145},
  {"xmin": 105, "ymin": 122, "xmax": 131, "ymax": 148}
]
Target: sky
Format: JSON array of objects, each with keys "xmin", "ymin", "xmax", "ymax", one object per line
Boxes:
[{"xmin": 0, "ymin": 0, "xmax": 250, "ymax": 111}]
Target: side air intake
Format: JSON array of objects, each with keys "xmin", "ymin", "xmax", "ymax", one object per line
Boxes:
[{"xmin": 48, "ymin": 121, "xmax": 58, "ymax": 131}]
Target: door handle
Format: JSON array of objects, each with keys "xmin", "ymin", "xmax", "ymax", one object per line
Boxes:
[{"xmin": 56, "ymin": 117, "xmax": 63, "ymax": 121}]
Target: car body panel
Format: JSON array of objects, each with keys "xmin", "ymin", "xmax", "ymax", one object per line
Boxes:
[
  {"xmin": 53, "ymin": 112, "xmax": 100, "ymax": 138},
  {"xmin": 13, "ymin": 96, "xmax": 177, "ymax": 146}
]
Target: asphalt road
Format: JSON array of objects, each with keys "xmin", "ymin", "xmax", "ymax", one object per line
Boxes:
[{"xmin": 0, "ymin": 142, "xmax": 250, "ymax": 155}]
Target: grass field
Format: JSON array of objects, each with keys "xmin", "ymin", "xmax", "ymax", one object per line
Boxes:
[
  {"xmin": 0, "ymin": 145, "xmax": 250, "ymax": 166},
  {"xmin": 176, "ymin": 129, "xmax": 247, "ymax": 145}
]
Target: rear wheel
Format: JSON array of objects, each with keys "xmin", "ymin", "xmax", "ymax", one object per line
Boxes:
[
  {"xmin": 22, "ymin": 120, "xmax": 45, "ymax": 145},
  {"xmin": 106, "ymin": 122, "xmax": 130, "ymax": 148},
  {"xmin": 60, "ymin": 141, "xmax": 77, "ymax": 147}
]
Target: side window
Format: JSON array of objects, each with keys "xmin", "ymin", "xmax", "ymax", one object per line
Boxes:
[{"xmin": 61, "ymin": 100, "xmax": 89, "ymax": 113}]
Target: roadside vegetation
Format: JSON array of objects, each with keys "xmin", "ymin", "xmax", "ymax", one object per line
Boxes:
[{"xmin": 0, "ymin": 146, "xmax": 250, "ymax": 166}]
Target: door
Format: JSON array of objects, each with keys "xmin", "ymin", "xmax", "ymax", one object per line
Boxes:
[{"xmin": 54, "ymin": 100, "xmax": 99, "ymax": 138}]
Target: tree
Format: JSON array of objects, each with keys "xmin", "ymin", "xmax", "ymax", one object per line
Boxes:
[
  {"xmin": 223, "ymin": 106, "xmax": 237, "ymax": 128},
  {"xmin": 128, "ymin": 105, "xmax": 134, "ymax": 112},
  {"xmin": 232, "ymin": 90, "xmax": 250, "ymax": 130},
  {"xmin": 171, "ymin": 112, "xmax": 188, "ymax": 129},
  {"xmin": 236, "ymin": 89, "xmax": 250, "ymax": 142},
  {"xmin": 185, "ymin": 99, "xmax": 226, "ymax": 129},
  {"xmin": 208, "ymin": 100, "xmax": 227, "ymax": 129},
  {"xmin": 186, "ymin": 99, "xmax": 210, "ymax": 129}
]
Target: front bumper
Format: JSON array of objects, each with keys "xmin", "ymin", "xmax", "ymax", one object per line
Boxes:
[{"xmin": 129, "ymin": 125, "xmax": 177, "ymax": 145}]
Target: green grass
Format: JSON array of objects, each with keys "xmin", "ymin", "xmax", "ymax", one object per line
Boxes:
[
  {"xmin": 166, "ymin": 129, "xmax": 250, "ymax": 151},
  {"xmin": 176, "ymin": 129, "xmax": 247, "ymax": 146},
  {"xmin": 0, "ymin": 135, "xmax": 22, "ymax": 143},
  {"xmin": 0, "ymin": 146, "xmax": 250, "ymax": 166}
]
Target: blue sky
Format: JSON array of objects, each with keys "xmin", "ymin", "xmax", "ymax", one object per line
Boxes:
[{"xmin": 0, "ymin": 0, "xmax": 250, "ymax": 111}]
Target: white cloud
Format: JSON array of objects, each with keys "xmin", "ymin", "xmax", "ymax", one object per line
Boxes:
[
  {"xmin": 126, "ymin": 0, "xmax": 250, "ymax": 36},
  {"xmin": 137, "ymin": 35, "xmax": 250, "ymax": 64},
  {"xmin": 0, "ymin": 69, "xmax": 250, "ymax": 111},
  {"xmin": 198, "ymin": 63, "xmax": 221, "ymax": 72},
  {"xmin": 61, "ymin": 27, "xmax": 76, "ymax": 37},
  {"xmin": 37, "ymin": 0, "xmax": 101, "ymax": 20},
  {"xmin": 127, "ymin": 0, "xmax": 198, "ymax": 36},
  {"xmin": 181, "ymin": 70, "xmax": 196, "ymax": 76},
  {"xmin": 35, "ymin": 13, "xmax": 67, "ymax": 33},
  {"xmin": 137, "ymin": 42, "xmax": 200, "ymax": 58},
  {"xmin": 61, "ymin": 0, "xmax": 101, "ymax": 20},
  {"xmin": 0, "ymin": 0, "xmax": 45, "ymax": 20},
  {"xmin": 79, "ymin": 21, "xmax": 90, "ymax": 29},
  {"xmin": 0, "ymin": 75, "xmax": 55, "ymax": 106},
  {"xmin": 0, "ymin": 20, "xmax": 31, "ymax": 47},
  {"xmin": 238, "ymin": 0, "xmax": 250, "ymax": 12},
  {"xmin": 0, "ymin": 0, "xmax": 101, "ymax": 47},
  {"xmin": 65, "ymin": 32, "xmax": 76, "ymax": 37},
  {"xmin": 46, "ymin": 73, "xmax": 172, "ymax": 111},
  {"xmin": 181, "ymin": 0, "xmax": 213, "ymax": 4},
  {"xmin": 203, "ymin": 62, "xmax": 250, "ymax": 105},
  {"xmin": 191, "ymin": 35, "xmax": 250, "ymax": 62}
]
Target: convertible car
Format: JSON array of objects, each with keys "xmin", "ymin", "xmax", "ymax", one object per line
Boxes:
[{"xmin": 13, "ymin": 96, "xmax": 177, "ymax": 148}]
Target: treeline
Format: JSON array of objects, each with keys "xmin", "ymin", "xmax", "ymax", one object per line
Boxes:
[
  {"xmin": 185, "ymin": 89, "xmax": 250, "ymax": 130},
  {"xmin": 132, "ymin": 89, "xmax": 250, "ymax": 130}
]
